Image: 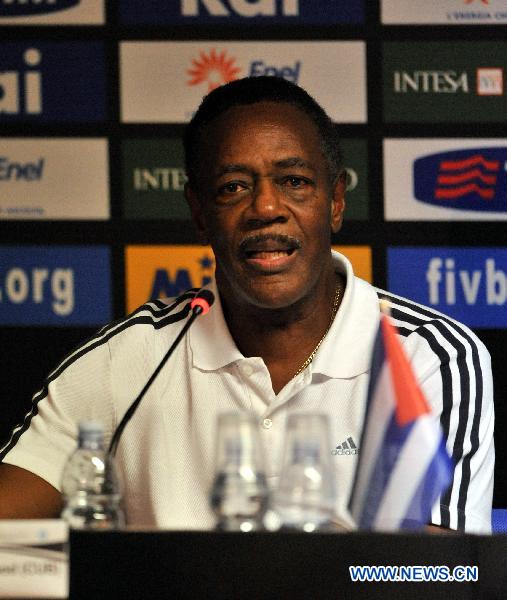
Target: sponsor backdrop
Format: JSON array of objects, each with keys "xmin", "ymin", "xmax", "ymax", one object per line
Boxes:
[
  {"xmin": 122, "ymin": 137, "xmax": 369, "ymax": 221},
  {"xmin": 120, "ymin": 41, "xmax": 366, "ymax": 123},
  {"xmin": 382, "ymin": 0, "xmax": 507, "ymax": 25},
  {"xmin": 384, "ymin": 139, "xmax": 507, "ymax": 221},
  {"xmin": 0, "ymin": 41, "xmax": 106, "ymax": 122},
  {"xmin": 0, "ymin": 1, "xmax": 505, "ymax": 505},
  {"xmin": 0, "ymin": 246, "xmax": 111, "ymax": 325},
  {"xmin": 383, "ymin": 42, "xmax": 507, "ymax": 123},
  {"xmin": 120, "ymin": 0, "xmax": 364, "ymax": 25},
  {"xmin": 0, "ymin": 138, "xmax": 109, "ymax": 220},
  {"xmin": 388, "ymin": 247, "xmax": 507, "ymax": 328}
]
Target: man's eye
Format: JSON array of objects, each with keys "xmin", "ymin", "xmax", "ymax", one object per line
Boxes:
[
  {"xmin": 285, "ymin": 176, "xmax": 309, "ymax": 188},
  {"xmin": 218, "ymin": 182, "xmax": 244, "ymax": 195}
]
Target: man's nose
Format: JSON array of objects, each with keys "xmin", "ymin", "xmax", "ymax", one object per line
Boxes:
[{"xmin": 247, "ymin": 178, "xmax": 288, "ymax": 224}]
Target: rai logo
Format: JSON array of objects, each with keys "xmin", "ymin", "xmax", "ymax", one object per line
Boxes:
[{"xmin": 187, "ymin": 49, "xmax": 241, "ymax": 91}]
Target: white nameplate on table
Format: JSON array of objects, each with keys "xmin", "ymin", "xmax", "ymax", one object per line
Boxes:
[{"xmin": 0, "ymin": 519, "xmax": 68, "ymax": 598}]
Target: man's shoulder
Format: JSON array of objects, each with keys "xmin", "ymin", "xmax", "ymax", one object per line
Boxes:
[
  {"xmin": 372, "ymin": 287, "xmax": 490, "ymax": 358},
  {"xmin": 53, "ymin": 289, "xmax": 200, "ymax": 380},
  {"xmin": 116, "ymin": 288, "xmax": 199, "ymax": 337}
]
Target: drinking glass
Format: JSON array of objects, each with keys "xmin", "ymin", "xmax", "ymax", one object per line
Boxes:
[
  {"xmin": 274, "ymin": 413, "xmax": 337, "ymax": 532},
  {"xmin": 209, "ymin": 412, "xmax": 269, "ymax": 532}
]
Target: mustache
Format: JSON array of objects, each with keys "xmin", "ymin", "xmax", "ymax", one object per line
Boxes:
[{"xmin": 238, "ymin": 233, "xmax": 303, "ymax": 253}]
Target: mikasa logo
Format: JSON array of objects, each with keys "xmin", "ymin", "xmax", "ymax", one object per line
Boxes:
[{"xmin": 0, "ymin": 0, "xmax": 80, "ymax": 16}]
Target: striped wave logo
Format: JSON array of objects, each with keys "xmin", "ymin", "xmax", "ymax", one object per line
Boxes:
[
  {"xmin": 413, "ymin": 148, "xmax": 507, "ymax": 213},
  {"xmin": 0, "ymin": 0, "xmax": 79, "ymax": 16},
  {"xmin": 435, "ymin": 154, "xmax": 498, "ymax": 200}
]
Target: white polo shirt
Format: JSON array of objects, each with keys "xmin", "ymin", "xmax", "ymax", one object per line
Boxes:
[{"xmin": 1, "ymin": 252, "xmax": 494, "ymax": 533}]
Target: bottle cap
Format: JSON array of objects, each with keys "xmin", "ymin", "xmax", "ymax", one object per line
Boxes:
[{"xmin": 78, "ymin": 421, "xmax": 104, "ymax": 446}]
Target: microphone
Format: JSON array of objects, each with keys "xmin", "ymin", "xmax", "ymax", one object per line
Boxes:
[
  {"xmin": 190, "ymin": 289, "xmax": 214, "ymax": 315},
  {"xmin": 108, "ymin": 289, "xmax": 215, "ymax": 456}
]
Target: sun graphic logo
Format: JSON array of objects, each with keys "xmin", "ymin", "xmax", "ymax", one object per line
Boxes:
[{"xmin": 187, "ymin": 49, "xmax": 241, "ymax": 91}]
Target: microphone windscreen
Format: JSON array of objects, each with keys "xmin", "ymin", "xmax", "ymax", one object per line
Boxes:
[{"xmin": 190, "ymin": 289, "xmax": 215, "ymax": 315}]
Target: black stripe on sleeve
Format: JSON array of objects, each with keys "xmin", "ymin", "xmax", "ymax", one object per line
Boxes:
[{"xmin": 377, "ymin": 291, "xmax": 483, "ymax": 531}]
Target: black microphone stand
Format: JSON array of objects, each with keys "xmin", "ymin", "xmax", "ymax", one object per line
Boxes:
[{"xmin": 108, "ymin": 296, "xmax": 212, "ymax": 457}]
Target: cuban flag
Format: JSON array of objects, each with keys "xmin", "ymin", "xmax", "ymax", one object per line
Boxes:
[{"xmin": 349, "ymin": 311, "xmax": 453, "ymax": 530}]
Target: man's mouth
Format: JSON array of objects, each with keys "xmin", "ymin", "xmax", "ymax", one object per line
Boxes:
[
  {"xmin": 239, "ymin": 234, "xmax": 301, "ymax": 270},
  {"xmin": 245, "ymin": 249, "xmax": 295, "ymax": 260}
]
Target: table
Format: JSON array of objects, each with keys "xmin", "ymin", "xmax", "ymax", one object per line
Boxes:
[{"xmin": 69, "ymin": 530, "xmax": 507, "ymax": 599}]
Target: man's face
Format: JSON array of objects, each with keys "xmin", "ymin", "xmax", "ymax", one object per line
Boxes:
[{"xmin": 186, "ymin": 101, "xmax": 345, "ymax": 311}]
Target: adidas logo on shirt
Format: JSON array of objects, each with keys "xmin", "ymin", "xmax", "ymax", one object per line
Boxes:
[{"xmin": 332, "ymin": 437, "xmax": 359, "ymax": 455}]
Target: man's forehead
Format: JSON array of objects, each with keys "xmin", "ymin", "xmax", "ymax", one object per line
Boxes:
[
  {"xmin": 213, "ymin": 156, "xmax": 316, "ymax": 179},
  {"xmin": 206, "ymin": 100, "xmax": 313, "ymax": 133},
  {"xmin": 200, "ymin": 102, "xmax": 322, "ymax": 159}
]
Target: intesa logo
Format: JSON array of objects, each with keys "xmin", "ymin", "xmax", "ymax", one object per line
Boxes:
[
  {"xmin": 414, "ymin": 148, "xmax": 507, "ymax": 212},
  {"xmin": 0, "ymin": 0, "xmax": 79, "ymax": 16},
  {"xmin": 187, "ymin": 49, "xmax": 241, "ymax": 91}
]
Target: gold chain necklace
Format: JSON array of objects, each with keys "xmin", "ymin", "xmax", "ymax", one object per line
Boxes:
[{"xmin": 293, "ymin": 278, "xmax": 342, "ymax": 379}]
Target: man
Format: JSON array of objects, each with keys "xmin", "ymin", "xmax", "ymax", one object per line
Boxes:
[{"xmin": 0, "ymin": 77, "xmax": 494, "ymax": 532}]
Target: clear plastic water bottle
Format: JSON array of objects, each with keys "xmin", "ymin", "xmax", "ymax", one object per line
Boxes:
[
  {"xmin": 209, "ymin": 412, "xmax": 269, "ymax": 532},
  {"xmin": 60, "ymin": 421, "xmax": 124, "ymax": 530}
]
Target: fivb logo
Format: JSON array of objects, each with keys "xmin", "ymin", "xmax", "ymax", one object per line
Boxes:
[
  {"xmin": 0, "ymin": 0, "xmax": 79, "ymax": 16},
  {"xmin": 388, "ymin": 248, "xmax": 507, "ymax": 328},
  {"xmin": 413, "ymin": 148, "xmax": 507, "ymax": 213},
  {"xmin": 0, "ymin": 48, "xmax": 42, "ymax": 115},
  {"xmin": 181, "ymin": 0, "xmax": 299, "ymax": 17},
  {"xmin": 426, "ymin": 257, "xmax": 505, "ymax": 307}
]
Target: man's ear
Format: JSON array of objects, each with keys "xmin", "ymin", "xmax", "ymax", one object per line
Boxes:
[
  {"xmin": 185, "ymin": 183, "xmax": 209, "ymax": 245},
  {"xmin": 330, "ymin": 171, "xmax": 346, "ymax": 234}
]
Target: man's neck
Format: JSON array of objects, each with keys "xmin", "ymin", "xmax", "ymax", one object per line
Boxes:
[{"xmin": 219, "ymin": 271, "xmax": 343, "ymax": 394}]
